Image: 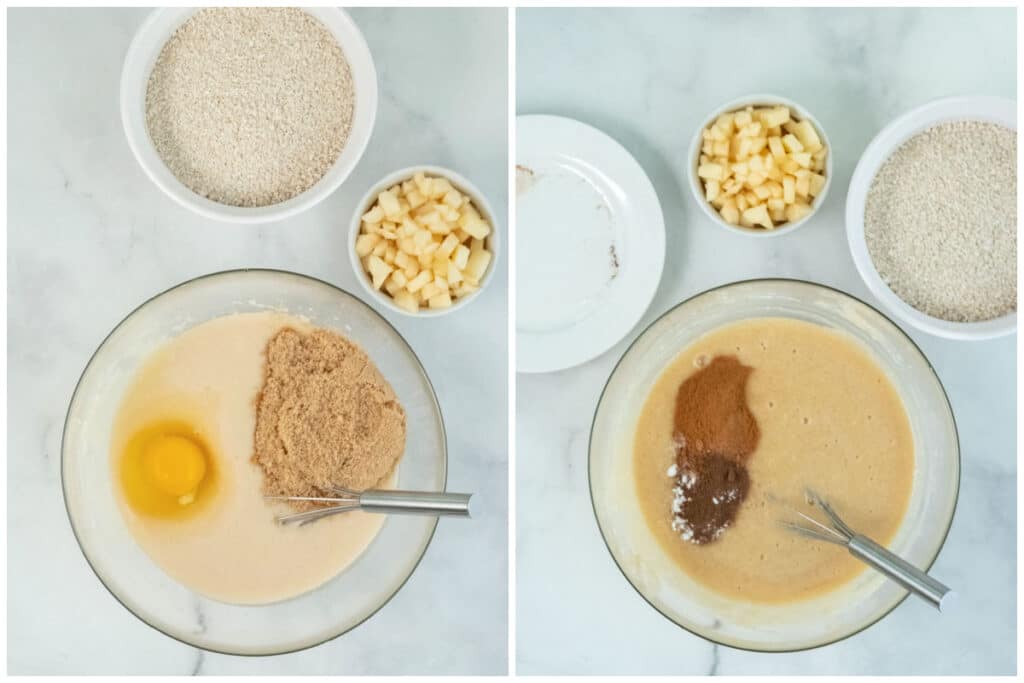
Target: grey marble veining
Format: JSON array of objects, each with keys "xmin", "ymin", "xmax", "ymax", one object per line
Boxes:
[
  {"xmin": 8, "ymin": 7, "xmax": 508, "ymax": 675},
  {"xmin": 516, "ymin": 7, "xmax": 1016, "ymax": 675}
]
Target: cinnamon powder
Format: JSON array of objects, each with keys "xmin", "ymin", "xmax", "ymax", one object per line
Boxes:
[
  {"xmin": 669, "ymin": 355, "xmax": 759, "ymax": 544},
  {"xmin": 253, "ymin": 328, "xmax": 406, "ymax": 510}
]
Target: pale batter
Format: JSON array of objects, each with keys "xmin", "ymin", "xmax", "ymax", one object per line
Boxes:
[
  {"xmin": 111, "ymin": 311, "xmax": 392, "ymax": 605},
  {"xmin": 634, "ymin": 318, "xmax": 914, "ymax": 603}
]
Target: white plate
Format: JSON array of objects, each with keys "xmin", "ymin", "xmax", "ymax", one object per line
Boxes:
[{"xmin": 516, "ymin": 115, "xmax": 665, "ymax": 373}]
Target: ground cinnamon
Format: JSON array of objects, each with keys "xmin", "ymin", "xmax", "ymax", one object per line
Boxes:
[
  {"xmin": 669, "ymin": 355, "xmax": 759, "ymax": 544},
  {"xmin": 253, "ymin": 327, "xmax": 406, "ymax": 511}
]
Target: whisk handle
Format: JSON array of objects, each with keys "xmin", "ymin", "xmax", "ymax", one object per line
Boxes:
[
  {"xmin": 359, "ymin": 490, "xmax": 474, "ymax": 518},
  {"xmin": 849, "ymin": 535, "xmax": 953, "ymax": 612}
]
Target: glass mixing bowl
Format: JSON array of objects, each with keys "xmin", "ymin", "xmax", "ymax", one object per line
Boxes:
[
  {"xmin": 62, "ymin": 270, "xmax": 446, "ymax": 655},
  {"xmin": 589, "ymin": 279, "xmax": 959, "ymax": 652}
]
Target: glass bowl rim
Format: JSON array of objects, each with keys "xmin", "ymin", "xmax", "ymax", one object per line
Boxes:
[
  {"xmin": 60, "ymin": 268, "xmax": 447, "ymax": 656},
  {"xmin": 587, "ymin": 276, "xmax": 960, "ymax": 654}
]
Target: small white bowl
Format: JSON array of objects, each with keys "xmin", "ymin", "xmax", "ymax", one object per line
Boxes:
[
  {"xmin": 120, "ymin": 8, "xmax": 378, "ymax": 224},
  {"xmin": 846, "ymin": 95, "xmax": 1016, "ymax": 340},
  {"xmin": 348, "ymin": 166, "xmax": 500, "ymax": 317},
  {"xmin": 687, "ymin": 93, "xmax": 834, "ymax": 238}
]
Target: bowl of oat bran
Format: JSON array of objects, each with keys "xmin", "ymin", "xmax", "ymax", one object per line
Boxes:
[
  {"xmin": 120, "ymin": 8, "xmax": 378, "ymax": 224},
  {"xmin": 846, "ymin": 96, "xmax": 1016, "ymax": 340}
]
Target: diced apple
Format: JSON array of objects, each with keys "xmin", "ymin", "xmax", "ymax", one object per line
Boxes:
[
  {"xmin": 808, "ymin": 173, "xmax": 826, "ymax": 197},
  {"xmin": 406, "ymin": 269, "xmax": 433, "ymax": 293},
  {"xmin": 367, "ymin": 255, "xmax": 393, "ymax": 291},
  {"xmin": 742, "ymin": 204, "xmax": 773, "ymax": 229},
  {"xmin": 377, "ymin": 190, "xmax": 402, "ymax": 219},
  {"xmin": 781, "ymin": 134, "xmax": 803, "ymax": 153},
  {"xmin": 421, "ymin": 281, "xmax": 441, "ymax": 300},
  {"xmin": 705, "ymin": 180, "xmax": 721, "ymax": 202},
  {"xmin": 413, "ymin": 172, "xmax": 432, "ymax": 197},
  {"xmin": 464, "ymin": 248, "xmax": 491, "ymax": 283},
  {"xmin": 428, "ymin": 291, "xmax": 453, "ymax": 309},
  {"xmin": 795, "ymin": 174, "xmax": 810, "ymax": 198},
  {"xmin": 786, "ymin": 202, "xmax": 813, "ymax": 222},
  {"xmin": 442, "ymin": 190, "xmax": 464, "ymax": 208},
  {"xmin": 791, "ymin": 152, "xmax": 812, "ymax": 168},
  {"xmin": 783, "ymin": 175, "xmax": 796, "ymax": 204},
  {"xmin": 447, "ymin": 261, "xmax": 464, "ymax": 285},
  {"xmin": 437, "ymin": 233, "xmax": 461, "ymax": 259},
  {"xmin": 361, "ymin": 206, "xmax": 384, "ymax": 223},
  {"xmin": 720, "ymin": 200, "xmax": 740, "ymax": 225},
  {"xmin": 698, "ymin": 163, "xmax": 726, "ymax": 181},
  {"xmin": 789, "ymin": 119, "xmax": 822, "ymax": 152},
  {"xmin": 393, "ymin": 289, "xmax": 418, "ymax": 313},
  {"xmin": 714, "ymin": 112, "xmax": 735, "ymax": 132},
  {"xmin": 355, "ymin": 233, "xmax": 381, "ymax": 258},
  {"xmin": 462, "ymin": 216, "xmax": 491, "ymax": 240},
  {"xmin": 756, "ymin": 106, "xmax": 791, "ymax": 128}
]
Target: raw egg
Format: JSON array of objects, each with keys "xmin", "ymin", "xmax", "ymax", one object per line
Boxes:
[{"xmin": 119, "ymin": 420, "xmax": 218, "ymax": 518}]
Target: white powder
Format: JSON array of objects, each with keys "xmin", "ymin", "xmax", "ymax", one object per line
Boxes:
[{"xmin": 145, "ymin": 8, "xmax": 355, "ymax": 207}]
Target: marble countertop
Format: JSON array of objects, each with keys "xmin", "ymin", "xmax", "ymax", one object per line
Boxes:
[
  {"xmin": 516, "ymin": 7, "xmax": 1016, "ymax": 676},
  {"xmin": 8, "ymin": 8, "xmax": 507, "ymax": 675}
]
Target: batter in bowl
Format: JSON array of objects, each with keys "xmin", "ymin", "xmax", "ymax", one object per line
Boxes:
[
  {"xmin": 634, "ymin": 317, "xmax": 914, "ymax": 603},
  {"xmin": 111, "ymin": 311, "xmax": 396, "ymax": 605}
]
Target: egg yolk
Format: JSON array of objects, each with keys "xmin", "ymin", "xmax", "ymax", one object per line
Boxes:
[
  {"xmin": 142, "ymin": 435, "xmax": 207, "ymax": 500},
  {"xmin": 118, "ymin": 421, "xmax": 217, "ymax": 519}
]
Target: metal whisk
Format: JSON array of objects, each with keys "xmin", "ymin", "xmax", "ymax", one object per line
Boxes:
[
  {"xmin": 780, "ymin": 489, "xmax": 954, "ymax": 612},
  {"xmin": 266, "ymin": 486, "xmax": 474, "ymax": 526}
]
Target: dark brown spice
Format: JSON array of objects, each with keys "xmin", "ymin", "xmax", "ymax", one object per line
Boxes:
[{"xmin": 669, "ymin": 355, "xmax": 759, "ymax": 544}]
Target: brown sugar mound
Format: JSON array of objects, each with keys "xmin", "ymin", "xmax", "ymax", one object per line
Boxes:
[{"xmin": 253, "ymin": 327, "xmax": 406, "ymax": 510}]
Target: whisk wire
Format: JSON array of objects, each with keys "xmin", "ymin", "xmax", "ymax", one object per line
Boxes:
[
  {"xmin": 805, "ymin": 488, "xmax": 856, "ymax": 539},
  {"xmin": 791, "ymin": 507, "xmax": 848, "ymax": 542},
  {"xmin": 274, "ymin": 501, "xmax": 363, "ymax": 526},
  {"xmin": 778, "ymin": 520, "xmax": 846, "ymax": 545}
]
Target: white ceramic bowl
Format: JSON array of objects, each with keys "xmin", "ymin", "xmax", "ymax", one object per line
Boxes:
[
  {"xmin": 348, "ymin": 165, "xmax": 500, "ymax": 317},
  {"xmin": 590, "ymin": 279, "xmax": 959, "ymax": 652},
  {"xmin": 120, "ymin": 8, "xmax": 378, "ymax": 224},
  {"xmin": 62, "ymin": 270, "xmax": 446, "ymax": 655},
  {"xmin": 846, "ymin": 95, "xmax": 1016, "ymax": 340},
  {"xmin": 687, "ymin": 94, "xmax": 833, "ymax": 238}
]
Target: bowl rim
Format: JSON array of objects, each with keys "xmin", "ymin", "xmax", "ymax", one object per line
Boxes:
[
  {"xmin": 60, "ymin": 268, "xmax": 447, "ymax": 656},
  {"xmin": 844, "ymin": 94, "xmax": 1017, "ymax": 340},
  {"xmin": 587, "ymin": 277, "xmax": 960, "ymax": 653},
  {"xmin": 347, "ymin": 164, "xmax": 501, "ymax": 318},
  {"xmin": 686, "ymin": 93, "xmax": 834, "ymax": 238},
  {"xmin": 119, "ymin": 7, "xmax": 379, "ymax": 225}
]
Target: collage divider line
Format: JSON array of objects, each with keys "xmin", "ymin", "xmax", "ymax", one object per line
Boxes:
[{"xmin": 505, "ymin": 5, "xmax": 517, "ymax": 676}]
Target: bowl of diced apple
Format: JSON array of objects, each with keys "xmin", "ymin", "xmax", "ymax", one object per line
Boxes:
[
  {"xmin": 349, "ymin": 166, "xmax": 498, "ymax": 316},
  {"xmin": 688, "ymin": 94, "xmax": 832, "ymax": 236}
]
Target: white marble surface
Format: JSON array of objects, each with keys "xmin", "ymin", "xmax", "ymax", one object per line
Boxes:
[
  {"xmin": 516, "ymin": 8, "xmax": 1016, "ymax": 675},
  {"xmin": 8, "ymin": 7, "xmax": 507, "ymax": 675}
]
